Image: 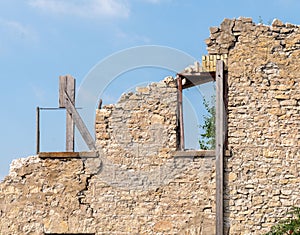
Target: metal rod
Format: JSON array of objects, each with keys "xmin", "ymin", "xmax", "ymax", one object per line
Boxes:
[
  {"xmin": 39, "ymin": 107, "xmax": 65, "ymax": 110},
  {"xmin": 177, "ymin": 76, "xmax": 185, "ymax": 150},
  {"xmin": 36, "ymin": 106, "xmax": 40, "ymax": 154},
  {"xmin": 39, "ymin": 107, "xmax": 82, "ymax": 110}
]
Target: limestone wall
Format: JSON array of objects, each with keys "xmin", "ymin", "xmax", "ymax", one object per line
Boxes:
[
  {"xmin": 95, "ymin": 78, "xmax": 178, "ymax": 171},
  {"xmin": 206, "ymin": 17, "xmax": 300, "ymax": 234},
  {"xmin": 1, "ymin": 16, "xmax": 300, "ymax": 235},
  {"xmin": 0, "ymin": 156, "xmax": 100, "ymax": 234},
  {"xmin": 0, "ymin": 77, "xmax": 216, "ymax": 234}
]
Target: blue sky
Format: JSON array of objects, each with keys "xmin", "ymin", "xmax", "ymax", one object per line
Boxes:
[{"xmin": 1, "ymin": 0, "xmax": 300, "ymax": 180}]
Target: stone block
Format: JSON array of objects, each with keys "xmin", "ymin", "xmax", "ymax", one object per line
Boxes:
[
  {"xmin": 228, "ymin": 172, "xmax": 238, "ymax": 181},
  {"xmin": 210, "ymin": 26, "xmax": 219, "ymax": 34},
  {"xmin": 220, "ymin": 18, "xmax": 235, "ymax": 32},
  {"xmin": 272, "ymin": 19, "xmax": 284, "ymax": 27},
  {"xmin": 275, "ymin": 94, "xmax": 290, "ymax": 100},
  {"xmin": 151, "ymin": 114, "xmax": 164, "ymax": 124},
  {"xmin": 154, "ymin": 220, "xmax": 173, "ymax": 232},
  {"xmin": 136, "ymin": 86, "xmax": 150, "ymax": 94}
]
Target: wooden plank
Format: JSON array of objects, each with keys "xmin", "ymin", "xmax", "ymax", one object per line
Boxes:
[
  {"xmin": 66, "ymin": 75, "xmax": 75, "ymax": 151},
  {"xmin": 216, "ymin": 60, "xmax": 225, "ymax": 235},
  {"xmin": 38, "ymin": 151, "xmax": 98, "ymax": 159},
  {"xmin": 177, "ymin": 76, "xmax": 184, "ymax": 150},
  {"xmin": 59, "ymin": 75, "xmax": 75, "ymax": 151},
  {"xmin": 64, "ymin": 90, "xmax": 96, "ymax": 150},
  {"xmin": 178, "ymin": 71, "xmax": 216, "ymax": 89},
  {"xmin": 36, "ymin": 106, "xmax": 40, "ymax": 154},
  {"xmin": 173, "ymin": 150, "xmax": 215, "ymax": 157},
  {"xmin": 172, "ymin": 150, "xmax": 230, "ymax": 158},
  {"xmin": 59, "ymin": 75, "xmax": 67, "ymax": 108}
]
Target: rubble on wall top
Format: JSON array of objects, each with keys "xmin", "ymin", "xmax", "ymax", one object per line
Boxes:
[
  {"xmin": 8, "ymin": 155, "xmax": 40, "ymax": 178},
  {"xmin": 100, "ymin": 76, "xmax": 177, "ymax": 110},
  {"xmin": 205, "ymin": 17, "xmax": 299, "ymax": 55}
]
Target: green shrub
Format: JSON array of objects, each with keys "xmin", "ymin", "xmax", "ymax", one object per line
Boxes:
[
  {"xmin": 265, "ymin": 207, "xmax": 300, "ymax": 235},
  {"xmin": 199, "ymin": 94, "xmax": 215, "ymax": 150}
]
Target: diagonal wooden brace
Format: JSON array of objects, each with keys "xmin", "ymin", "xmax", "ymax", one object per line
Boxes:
[{"xmin": 64, "ymin": 90, "xmax": 96, "ymax": 151}]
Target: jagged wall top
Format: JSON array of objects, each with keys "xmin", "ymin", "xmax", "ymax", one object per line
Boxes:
[{"xmin": 205, "ymin": 17, "xmax": 300, "ymax": 55}]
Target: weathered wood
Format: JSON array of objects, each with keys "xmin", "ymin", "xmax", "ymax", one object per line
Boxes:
[
  {"xmin": 177, "ymin": 71, "xmax": 215, "ymax": 89},
  {"xmin": 98, "ymin": 98, "xmax": 103, "ymax": 109},
  {"xmin": 177, "ymin": 76, "xmax": 185, "ymax": 150},
  {"xmin": 59, "ymin": 75, "xmax": 75, "ymax": 151},
  {"xmin": 173, "ymin": 150, "xmax": 230, "ymax": 158},
  {"xmin": 216, "ymin": 60, "xmax": 225, "ymax": 235},
  {"xmin": 36, "ymin": 106, "xmax": 40, "ymax": 154},
  {"xmin": 59, "ymin": 75, "xmax": 67, "ymax": 108},
  {"xmin": 38, "ymin": 151, "xmax": 98, "ymax": 159},
  {"xmin": 174, "ymin": 150, "xmax": 214, "ymax": 157},
  {"xmin": 64, "ymin": 90, "xmax": 96, "ymax": 150},
  {"xmin": 66, "ymin": 75, "xmax": 75, "ymax": 151}
]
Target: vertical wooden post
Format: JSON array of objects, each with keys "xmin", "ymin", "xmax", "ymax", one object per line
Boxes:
[
  {"xmin": 59, "ymin": 75, "xmax": 75, "ymax": 152},
  {"xmin": 36, "ymin": 106, "xmax": 40, "ymax": 154},
  {"xmin": 66, "ymin": 76, "xmax": 75, "ymax": 151},
  {"xmin": 177, "ymin": 76, "xmax": 184, "ymax": 150},
  {"xmin": 216, "ymin": 60, "xmax": 225, "ymax": 235}
]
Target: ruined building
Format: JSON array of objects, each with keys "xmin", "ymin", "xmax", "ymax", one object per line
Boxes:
[{"xmin": 0, "ymin": 17, "xmax": 299, "ymax": 234}]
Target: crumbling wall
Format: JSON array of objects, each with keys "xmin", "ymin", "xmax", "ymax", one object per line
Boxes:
[
  {"xmin": 1, "ymin": 16, "xmax": 299, "ymax": 235},
  {"xmin": 0, "ymin": 77, "xmax": 216, "ymax": 234},
  {"xmin": 206, "ymin": 17, "xmax": 300, "ymax": 234},
  {"xmin": 0, "ymin": 155, "xmax": 100, "ymax": 234},
  {"xmin": 90, "ymin": 77, "xmax": 216, "ymax": 234},
  {"xmin": 95, "ymin": 78, "xmax": 178, "ymax": 170}
]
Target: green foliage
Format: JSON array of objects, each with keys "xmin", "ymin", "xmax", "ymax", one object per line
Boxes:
[
  {"xmin": 199, "ymin": 95, "xmax": 215, "ymax": 150},
  {"xmin": 258, "ymin": 16, "xmax": 272, "ymax": 25},
  {"xmin": 265, "ymin": 207, "xmax": 300, "ymax": 235}
]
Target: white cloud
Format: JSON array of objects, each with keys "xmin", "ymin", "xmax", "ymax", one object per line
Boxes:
[
  {"xmin": 0, "ymin": 19, "xmax": 38, "ymax": 43},
  {"xmin": 28, "ymin": 0, "xmax": 130, "ymax": 19}
]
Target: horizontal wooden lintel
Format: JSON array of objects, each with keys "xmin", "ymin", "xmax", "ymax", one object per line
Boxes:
[
  {"xmin": 38, "ymin": 151, "xmax": 98, "ymax": 159},
  {"xmin": 177, "ymin": 71, "xmax": 216, "ymax": 89},
  {"xmin": 172, "ymin": 150, "xmax": 231, "ymax": 158}
]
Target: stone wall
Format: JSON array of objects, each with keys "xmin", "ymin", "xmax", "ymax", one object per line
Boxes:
[
  {"xmin": 95, "ymin": 78, "xmax": 178, "ymax": 172},
  {"xmin": 0, "ymin": 155, "xmax": 100, "ymax": 234},
  {"xmin": 206, "ymin": 17, "xmax": 300, "ymax": 234},
  {"xmin": 1, "ymin": 17, "xmax": 300, "ymax": 235},
  {"xmin": 0, "ymin": 77, "xmax": 216, "ymax": 234}
]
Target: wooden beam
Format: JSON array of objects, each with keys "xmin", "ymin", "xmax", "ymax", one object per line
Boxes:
[
  {"xmin": 38, "ymin": 151, "xmax": 98, "ymax": 159},
  {"xmin": 59, "ymin": 76, "xmax": 67, "ymax": 108},
  {"xmin": 177, "ymin": 76, "xmax": 184, "ymax": 150},
  {"xmin": 64, "ymin": 90, "xmax": 96, "ymax": 151},
  {"xmin": 172, "ymin": 150, "xmax": 230, "ymax": 158},
  {"xmin": 36, "ymin": 106, "xmax": 40, "ymax": 154},
  {"xmin": 59, "ymin": 75, "xmax": 75, "ymax": 151},
  {"xmin": 173, "ymin": 150, "xmax": 214, "ymax": 157},
  {"xmin": 66, "ymin": 75, "xmax": 75, "ymax": 151},
  {"xmin": 216, "ymin": 60, "xmax": 225, "ymax": 235},
  {"xmin": 177, "ymin": 71, "xmax": 216, "ymax": 89}
]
